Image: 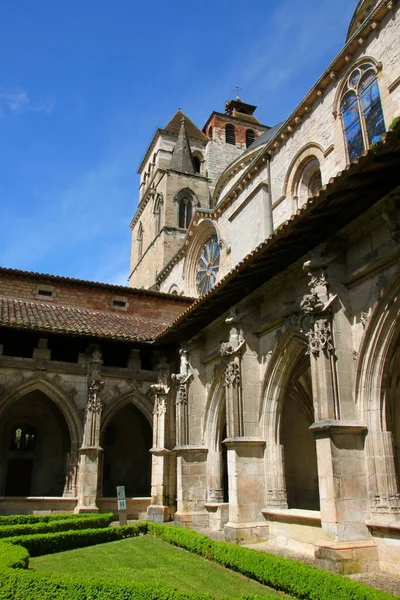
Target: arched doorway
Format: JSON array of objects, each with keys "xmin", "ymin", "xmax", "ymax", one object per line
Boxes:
[
  {"xmin": 102, "ymin": 403, "xmax": 152, "ymax": 497},
  {"xmin": 281, "ymin": 363, "xmax": 319, "ymax": 510},
  {"xmin": 0, "ymin": 390, "xmax": 71, "ymax": 497},
  {"xmin": 262, "ymin": 334, "xmax": 320, "ymax": 511}
]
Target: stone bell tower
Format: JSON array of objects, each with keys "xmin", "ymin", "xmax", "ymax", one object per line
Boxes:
[{"xmin": 129, "ymin": 111, "xmax": 210, "ymax": 291}]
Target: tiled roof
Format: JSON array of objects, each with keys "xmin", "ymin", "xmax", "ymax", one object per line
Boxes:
[{"xmin": 0, "ymin": 297, "xmax": 168, "ymax": 342}]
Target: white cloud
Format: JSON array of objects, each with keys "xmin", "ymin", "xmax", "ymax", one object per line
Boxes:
[
  {"xmin": 0, "ymin": 89, "xmax": 55, "ymax": 116},
  {"xmin": 0, "ymin": 90, "xmax": 29, "ymax": 113}
]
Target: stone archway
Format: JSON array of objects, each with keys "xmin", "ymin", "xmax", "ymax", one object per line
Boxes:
[
  {"xmin": 101, "ymin": 403, "xmax": 152, "ymax": 498},
  {"xmin": 261, "ymin": 331, "xmax": 319, "ymax": 510},
  {"xmin": 0, "ymin": 390, "xmax": 71, "ymax": 497},
  {"xmin": 356, "ymin": 273, "xmax": 400, "ymax": 516},
  {"xmin": 203, "ymin": 364, "xmax": 229, "ymax": 504}
]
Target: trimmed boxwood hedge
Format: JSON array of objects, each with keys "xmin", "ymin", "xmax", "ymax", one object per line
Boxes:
[
  {"xmin": 147, "ymin": 523, "xmax": 397, "ymax": 600},
  {"xmin": 0, "ymin": 512, "xmax": 113, "ymax": 539},
  {"xmin": 0, "ymin": 520, "xmax": 397, "ymax": 600},
  {"xmin": 0, "ymin": 513, "xmax": 90, "ymax": 526}
]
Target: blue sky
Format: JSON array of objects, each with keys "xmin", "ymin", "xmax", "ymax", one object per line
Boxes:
[{"xmin": 0, "ymin": 0, "xmax": 358, "ymax": 285}]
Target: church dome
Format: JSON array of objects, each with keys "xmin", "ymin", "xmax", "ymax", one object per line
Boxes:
[{"xmin": 346, "ymin": 0, "xmax": 379, "ymax": 41}]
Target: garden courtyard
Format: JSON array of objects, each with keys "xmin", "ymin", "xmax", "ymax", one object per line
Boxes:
[{"xmin": 0, "ymin": 513, "xmax": 397, "ymax": 599}]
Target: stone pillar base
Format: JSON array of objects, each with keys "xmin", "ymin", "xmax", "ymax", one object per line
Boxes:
[
  {"xmin": 224, "ymin": 522, "xmax": 269, "ymax": 544},
  {"xmin": 315, "ymin": 539, "xmax": 379, "ymax": 574},
  {"xmin": 205, "ymin": 503, "xmax": 229, "ymax": 531},
  {"xmin": 147, "ymin": 505, "xmax": 171, "ymax": 523},
  {"xmin": 174, "ymin": 511, "xmax": 209, "ymax": 529}
]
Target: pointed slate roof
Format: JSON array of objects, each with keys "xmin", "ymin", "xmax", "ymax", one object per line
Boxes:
[
  {"xmin": 164, "ymin": 110, "xmax": 208, "ymax": 142},
  {"xmin": 169, "ymin": 116, "xmax": 196, "ymax": 174}
]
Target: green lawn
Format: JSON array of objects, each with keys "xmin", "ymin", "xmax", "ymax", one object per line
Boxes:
[{"xmin": 30, "ymin": 535, "xmax": 291, "ymax": 599}]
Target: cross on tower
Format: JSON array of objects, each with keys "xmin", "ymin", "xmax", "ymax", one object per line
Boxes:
[{"xmin": 234, "ymin": 86, "xmax": 243, "ymax": 100}]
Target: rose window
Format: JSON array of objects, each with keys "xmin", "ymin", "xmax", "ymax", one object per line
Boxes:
[{"xmin": 196, "ymin": 235, "xmax": 220, "ymax": 296}]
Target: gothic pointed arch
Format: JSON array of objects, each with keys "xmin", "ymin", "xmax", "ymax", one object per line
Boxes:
[
  {"xmin": 260, "ymin": 329, "xmax": 319, "ymax": 510},
  {"xmin": 100, "ymin": 389, "xmax": 152, "ymax": 498},
  {"xmin": 100, "ymin": 388, "xmax": 153, "ymax": 436},
  {"xmin": 174, "ymin": 188, "xmax": 198, "ymax": 230},
  {"xmin": 355, "ymin": 272, "xmax": 400, "ymax": 515},
  {"xmin": 0, "ymin": 376, "xmax": 82, "ymax": 449},
  {"xmin": 203, "ymin": 362, "xmax": 228, "ymax": 503},
  {"xmin": 0, "ymin": 376, "xmax": 81, "ymax": 497}
]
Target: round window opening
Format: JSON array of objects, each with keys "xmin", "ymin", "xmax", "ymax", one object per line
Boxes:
[{"xmin": 196, "ymin": 235, "xmax": 220, "ymax": 296}]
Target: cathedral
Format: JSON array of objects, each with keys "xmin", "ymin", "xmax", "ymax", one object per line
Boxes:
[{"xmin": 1, "ymin": 0, "xmax": 400, "ymax": 576}]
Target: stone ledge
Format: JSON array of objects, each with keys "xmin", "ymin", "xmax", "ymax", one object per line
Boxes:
[
  {"xmin": 173, "ymin": 445, "xmax": 208, "ymax": 454},
  {"xmin": 366, "ymin": 520, "xmax": 400, "ymax": 533},
  {"xmin": 309, "ymin": 420, "xmax": 367, "ymax": 435},
  {"xmin": 204, "ymin": 502, "xmax": 229, "ymax": 510},
  {"xmin": 150, "ymin": 447, "xmax": 173, "ymax": 456},
  {"xmin": 223, "ymin": 437, "xmax": 266, "ymax": 447},
  {"xmin": 262, "ymin": 508, "xmax": 321, "ymax": 526}
]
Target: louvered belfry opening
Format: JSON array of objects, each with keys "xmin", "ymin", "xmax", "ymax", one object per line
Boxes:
[
  {"xmin": 246, "ymin": 128, "xmax": 255, "ymax": 148},
  {"xmin": 225, "ymin": 124, "xmax": 236, "ymax": 145}
]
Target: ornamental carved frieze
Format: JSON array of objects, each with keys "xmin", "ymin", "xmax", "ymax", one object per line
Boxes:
[{"xmin": 306, "ymin": 319, "xmax": 334, "ymax": 356}]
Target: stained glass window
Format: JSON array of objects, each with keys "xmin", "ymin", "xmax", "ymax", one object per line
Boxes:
[
  {"xmin": 340, "ymin": 64, "xmax": 385, "ymax": 162},
  {"xmin": 196, "ymin": 235, "xmax": 220, "ymax": 296}
]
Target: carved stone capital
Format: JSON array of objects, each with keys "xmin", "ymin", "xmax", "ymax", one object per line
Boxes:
[
  {"xmin": 153, "ymin": 396, "xmax": 167, "ymax": 416},
  {"xmin": 87, "ymin": 380, "xmax": 104, "ymax": 413},
  {"xmin": 306, "ymin": 318, "xmax": 334, "ymax": 356},
  {"xmin": 224, "ymin": 361, "xmax": 241, "ymax": 387}
]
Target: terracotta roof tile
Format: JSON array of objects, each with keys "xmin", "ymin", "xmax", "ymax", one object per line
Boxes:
[{"xmin": 0, "ymin": 297, "xmax": 167, "ymax": 342}]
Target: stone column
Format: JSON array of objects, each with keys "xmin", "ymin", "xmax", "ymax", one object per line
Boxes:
[
  {"xmin": 264, "ymin": 444, "xmax": 288, "ymax": 509},
  {"xmin": 172, "ymin": 346, "xmax": 209, "ymax": 529},
  {"xmin": 147, "ymin": 358, "xmax": 174, "ymax": 522},
  {"xmin": 75, "ymin": 351, "xmax": 103, "ymax": 513},
  {"xmin": 221, "ymin": 314, "xmax": 268, "ymax": 543},
  {"xmin": 300, "ymin": 262, "xmax": 378, "ymax": 571},
  {"xmin": 366, "ymin": 430, "xmax": 400, "ymax": 520}
]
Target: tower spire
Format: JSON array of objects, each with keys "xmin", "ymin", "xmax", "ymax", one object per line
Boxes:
[{"xmin": 169, "ymin": 116, "xmax": 195, "ymax": 174}]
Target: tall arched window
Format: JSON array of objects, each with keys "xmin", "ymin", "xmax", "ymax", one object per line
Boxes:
[
  {"xmin": 246, "ymin": 129, "xmax": 255, "ymax": 148},
  {"xmin": 340, "ymin": 63, "xmax": 385, "ymax": 162},
  {"xmin": 225, "ymin": 124, "xmax": 236, "ymax": 145},
  {"xmin": 193, "ymin": 156, "xmax": 201, "ymax": 174},
  {"xmin": 137, "ymin": 222, "xmax": 144, "ymax": 260},
  {"xmin": 179, "ymin": 196, "xmax": 193, "ymax": 229},
  {"xmin": 153, "ymin": 194, "xmax": 163, "ymax": 236}
]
